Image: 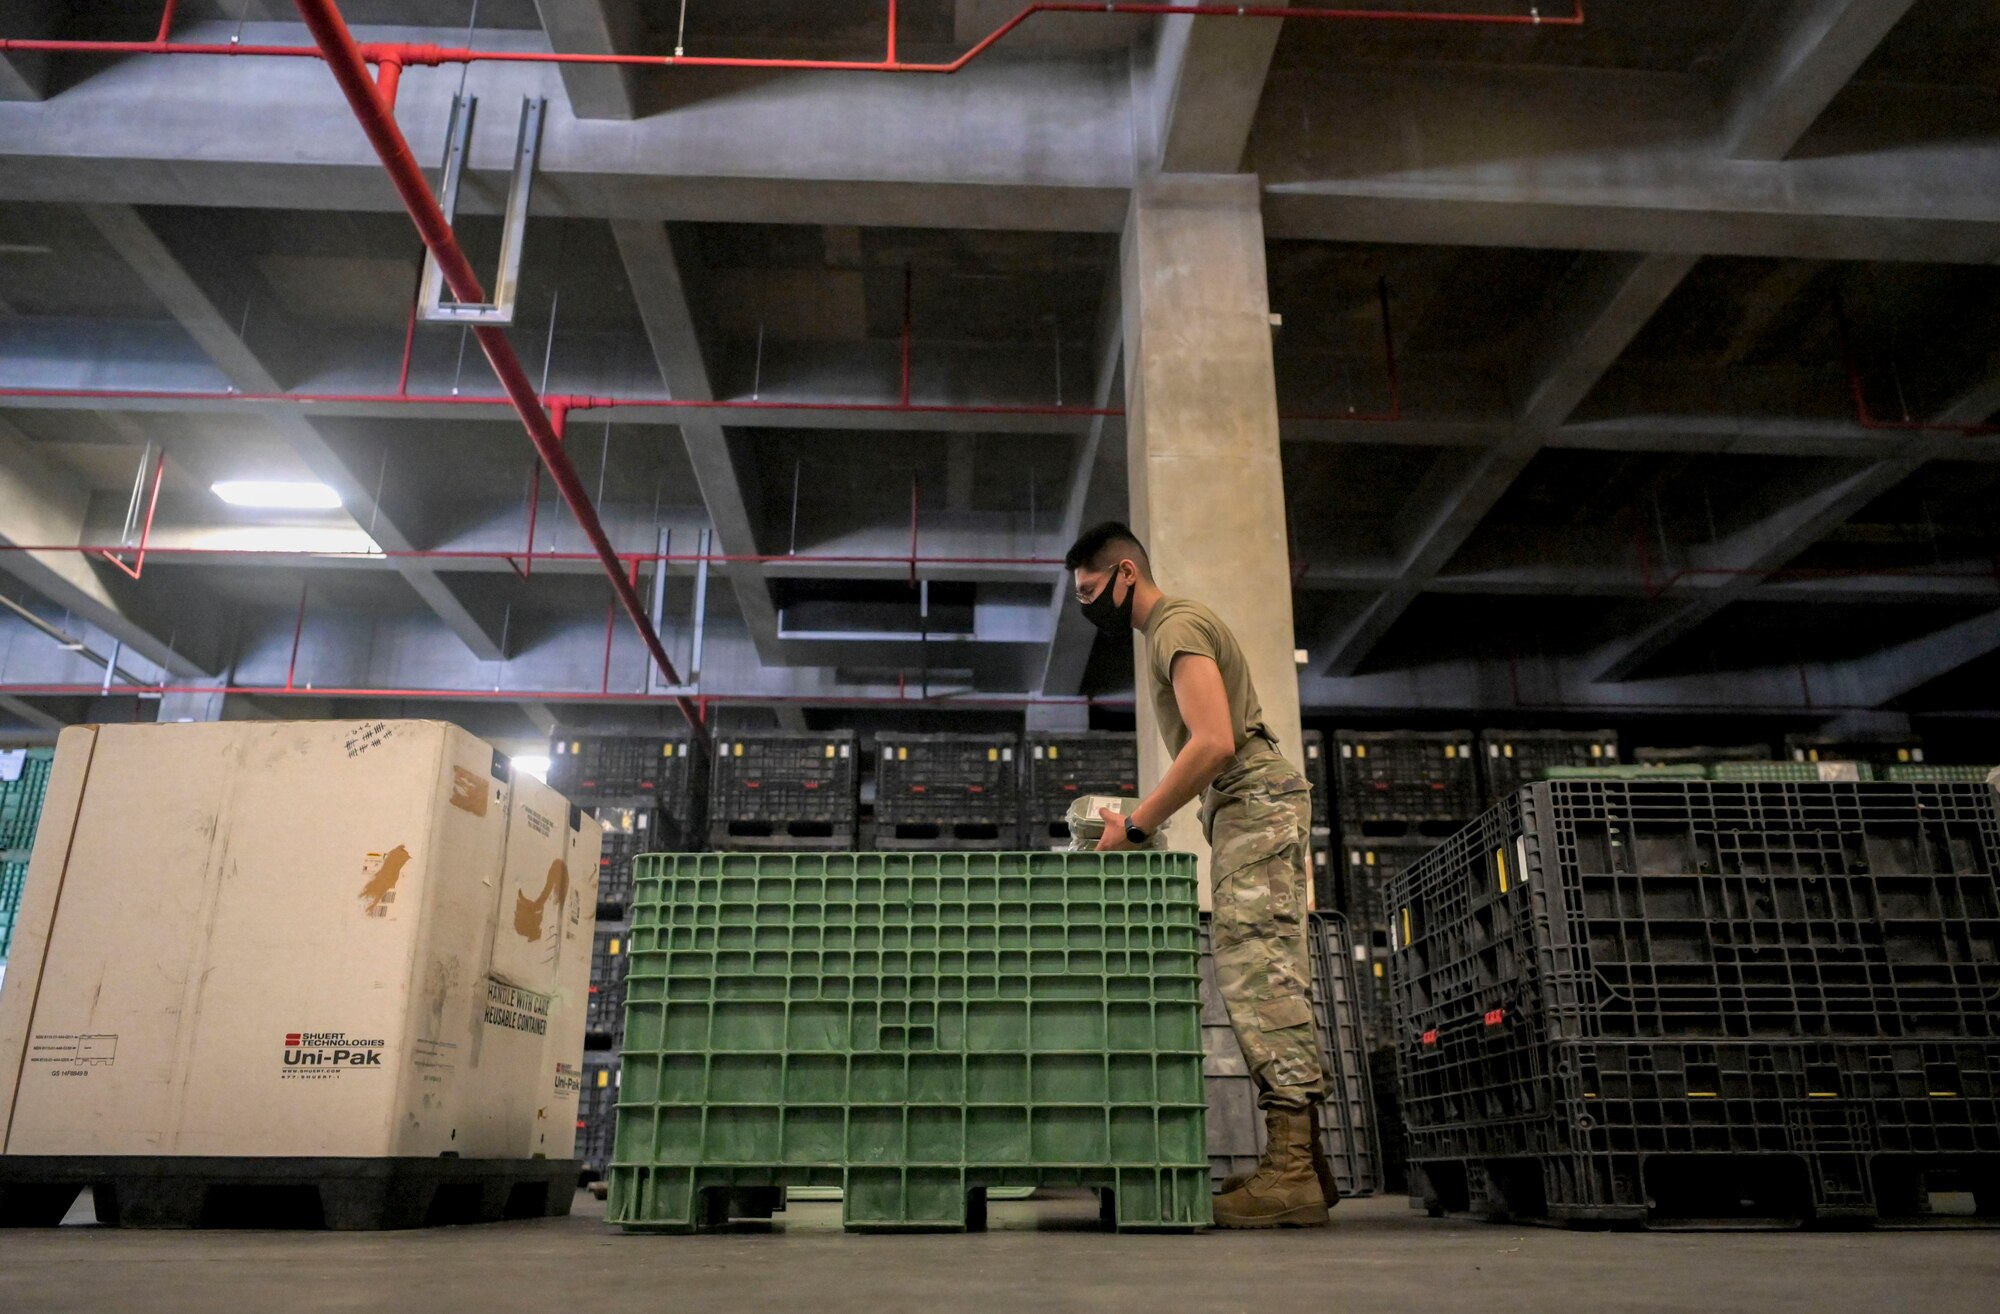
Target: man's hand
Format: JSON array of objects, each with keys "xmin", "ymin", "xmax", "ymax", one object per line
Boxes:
[{"xmin": 1095, "ymin": 807, "xmax": 1135, "ymax": 852}]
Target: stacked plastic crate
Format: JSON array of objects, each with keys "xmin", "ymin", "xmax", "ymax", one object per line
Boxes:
[
  {"xmin": 708, "ymin": 731, "xmax": 860, "ymax": 851},
  {"xmin": 1785, "ymin": 733, "xmax": 1926, "ymax": 771},
  {"xmin": 1020, "ymin": 732, "xmax": 1139, "ymax": 848},
  {"xmin": 1328, "ymin": 730, "xmax": 1481, "ymax": 1034},
  {"xmin": 546, "ymin": 731, "xmax": 709, "ymax": 850},
  {"xmin": 578, "ymin": 1053, "xmax": 621, "ymax": 1190},
  {"xmin": 1476, "ymin": 729, "xmax": 1619, "ymax": 803},
  {"xmin": 1389, "ymin": 778, "xmax": 2000, "ymax": 1227},
  {"xmin": 1301, "ymin": 731, "xmax": 1332, "ymax": 909},
  {"xmin": 1200, "ymin": 911, "xmax": 1379, "ymax": 1197},
  {"xmin": 607, "ymin": 850, "xmax": 1212, "ymax": 1232},
  {"xmin": 0, "ymin": 748, "xmax": 52, "ymax": 964},
  {"xmin": 546, "ymin": 729, "xmax": 708, "ymax": 1180},
  {"xmin": 1631, "ymin": 743, "xmax": 1772, "ymax": 769},
  {"xmin": 1327, "ymin": 729, "xmax": 1480, "ymax": 1193},
  {"xmin": 870, "ymin": 734, "xmax": 1021, "ymax": 850}
]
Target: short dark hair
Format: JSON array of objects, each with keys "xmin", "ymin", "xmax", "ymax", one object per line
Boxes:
[{"xmin": 1064, "ymin": 520, "xmax": 1151, "ymax": 575}]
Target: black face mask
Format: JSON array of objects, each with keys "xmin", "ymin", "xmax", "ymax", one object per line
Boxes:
[{"xmin": 1079, "ymin": 569, "xmax": 1135, "ymax": 639}]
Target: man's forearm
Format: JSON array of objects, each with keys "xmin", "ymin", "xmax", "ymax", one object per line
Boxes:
[{"xmin": 1129, "ymin": 739, "xmax": 1234, "ymax": 835}]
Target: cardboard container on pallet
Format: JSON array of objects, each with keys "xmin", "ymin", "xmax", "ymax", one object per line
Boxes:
[{"xmin": 0, "ymin": 721, "xmax": 599, "ymax": 1185}]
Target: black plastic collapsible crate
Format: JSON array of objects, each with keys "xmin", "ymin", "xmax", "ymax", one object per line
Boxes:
[
  {"xmin": 1199, "ymin": 912, "xmax": 1380, "ymax": 1198},
  {"xmin": 871, "ymin": 733, "xmax": 1022, "ymax": 849},
  {"xmin": 579, "ymin": 1055, "xmax": 621, "ymax": 1181},
  {"xmin": 1632, "ymin": 743, "xmax": 1770, "ymax": 767},
  {"xmin": 1407, "ymin": 1039, "xmax": 2000, "ymax": 1227},
  {"xmin": 548, "ymin": 733, "xmax": 707, "ymax": 835},
  {"xmin": 1021, "ymin": 732, "xmax": 1139, "ymax": 845},
  {"xmin": 708, "ymin": 731, "xmax": 859, "ymax": 851},
  {"xmin": 1786, "ymin": 734, "xmax": 1926, "ymax": 770},
  {"xmin": 1302, "ymin": 730, "xmax": 1330, "ymax": 833},
  {"xmin": 594, "ymin": 804, "xmax": 669, "ymax": 911},
  {"xmin": 1476, "ymin": 729, "xmax": 1618, "ymax": 803},
  {"xmin": 1332, "ymin": 730, "xmax": 1480, "ymax": 835},
  {"xmin": 589, "ymin": 920, "xmax": 631, "ymax": 1040},
  {"xmin": 1389, "ymin": 780, "xmax": 2000, "ymax": 1226},
  {"xmin": 1333, "ymin": 840, "xmax": 1432, "ymax": 1046}
]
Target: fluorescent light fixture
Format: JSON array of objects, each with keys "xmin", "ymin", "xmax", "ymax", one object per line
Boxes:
[
  {"xmin": 513, "ymin": 755, "xmax": 551, "ymax": 783},
  {"xmin": 211, "ymin": 480, "xmax": 343, "ymax": 510}
]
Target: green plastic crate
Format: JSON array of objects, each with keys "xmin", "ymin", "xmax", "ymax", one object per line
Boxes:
[
  {"xmin": 1540, "ymin": 764, "xmax": 1707, "ymax": 781},
  {"xmin": 607, "ymin": 850, "xmax": 1211, "ymax": 1234},
  {"xmin": 0, "ymin": 859, "xmax": 27, "ymax": 960},
  {"xmin": 1882, "ymin": 764, "xmax": 1996, "ymax": 783},
  {"xmin": 1708, "ymin": 760, "xmax": 1874, "ymax": 782},
  {"xmin": 0, "ymin": 749, "xmax": 52, "ymax": 853}
]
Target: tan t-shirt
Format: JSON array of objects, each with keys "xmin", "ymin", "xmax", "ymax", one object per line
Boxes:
[{"xmin": 1143, "ymin": 597, "xmax": 1280, "ymax": 779}]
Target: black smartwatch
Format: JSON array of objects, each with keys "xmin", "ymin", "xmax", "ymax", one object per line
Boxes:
[{"xmin": 1124, "ymin": 818, "xmax": 1150, "ymax": 845}]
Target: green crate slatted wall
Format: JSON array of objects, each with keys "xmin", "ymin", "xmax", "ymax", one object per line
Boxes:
[
  {"xmin": 0, "ymin": 860, "xmax": 26, "ymax": 961},
  {"xmin": 608, "ymin": 851, "xmax": 1211, "ymax": 1233},
  {"xmin": 0, "ymin": 749, "xmax": 53, "ymax": 852},
  {"xmin": 0, "ymin": 749, "xmax": 53, "ymax": 962}
]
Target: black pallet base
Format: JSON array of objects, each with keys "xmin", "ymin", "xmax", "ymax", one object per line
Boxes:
[
  {"xmin": 706, "ymin": 829, "xmax": 857, "ymax": 852},
  {"xmin": 0, "ymin": 1156, "xmax": 578, "ymax": 1230},
  {"xmin": 1410, "ymin": 1156, "xmax": 2000, "ymax": 1231},
  {"xmin": 865, "ymin": 827, "xmax": 1024, "ymax": 852}
]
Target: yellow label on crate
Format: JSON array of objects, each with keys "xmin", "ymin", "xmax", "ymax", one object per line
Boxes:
[
  {"xmin": 898, "ymin": 747, "xmax": 908, "ymax": 762},
  {"xmin": 1445, "ymin": 745, "xmax": 1456, "ymax": 759},
  {"xmin": 663, "ymin": 743, "xmax": 674, "ymax": 757},
  {"xmin": 597, "ymin": 1071, "xmax": 610, "ymax": 1088},
  {"xmin": 1495, "ymin": 848, "xmax": 1509, "ymax": 893},
  {"xmin": 1590, "ymin": 744, "xmax": 1604, "ymax": 758},
  {"xmin": 1400, "ymin": 907, "xmax": 1411, "ymax": 944},
  {"xmin": 1504, "ymin": 744, "xmax": 1514, "ymax": 758},
  {"xmin": 1357, "ymin": 744, "xmax": 1368, "ymax": 759},
  {"xmin": 735, "ymin": 743, "xmax": 744, "ymax": 757},
  {"xmin": 1373, "ymin": 962, "xmax": 1384, "ymax": 978},
  {"xmin": 610, "ymin": 939, "xmax": 621, "ymax": 955},
  {"xmin": 826, "ymin": 745, "xmax": 836, "ymax": 759},
  {"xmin": 988, "ymin": 748, "xmax": 999, "ymax": 762},
  {"xmin": 1048, "ymin": 746, "xmax": 1060, "ymax": 759}
]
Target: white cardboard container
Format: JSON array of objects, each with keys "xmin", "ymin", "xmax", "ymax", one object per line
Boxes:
[{"xmin": 0, "ymin": 720, "xmax": 599, "ymax": 1162}]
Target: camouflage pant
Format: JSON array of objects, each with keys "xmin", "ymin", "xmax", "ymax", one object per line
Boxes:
[{"xmin": 1203, "ymin": 759, "xmax": 1325, "ymax": 1111}]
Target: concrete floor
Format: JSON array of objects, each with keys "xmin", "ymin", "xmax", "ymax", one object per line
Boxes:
[{"xmin": 0, "ymin": 1191, "xmax": 1994, "ymax": 1314}]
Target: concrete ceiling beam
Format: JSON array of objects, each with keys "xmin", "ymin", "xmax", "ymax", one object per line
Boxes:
[{"xmin": 79, "ymin": 204, "xmax": 512, "ymax": 661}]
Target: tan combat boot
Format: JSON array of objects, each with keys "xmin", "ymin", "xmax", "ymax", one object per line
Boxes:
[
  {"xmin": 1218, "ymin": 1103, "xmax": 1340, "ymax": 1204},
  {"xmin": 1212, "ymin": 1106, "xmax": 1331, "ymax": 1228}
]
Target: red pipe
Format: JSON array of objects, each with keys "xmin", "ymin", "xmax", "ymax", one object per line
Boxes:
[
  {"xmin": 2, "ymin": 4, "xmax": 1585, "ymax": 77},
  {"xmin": 19, "ymin": 537, "xmax": 2000, "ymax": 589},
  {"xmin": 395, "ymin": 268, "xmax": 420, "ymax": 397},
  {"xmin": 1833, "ymin": 295, "xmax": 2000, "ymax": 437},
  {"xmin": 509, "ymin": 458, "xmax": 542, "ymax": 581},
  {"xmin": 291, "ymin": 0, "xmax": 704, "ymax": 740},
  {"xmin": 0, "ymin": 543, "xmax": 1065, "ymax": 567},
  {"xmin": 373, "ymin": 54, "xmax": 401, "ymax": 110},
  {"xmin": 285, "ymin": 579, "xmax": 309, "ymax": 691},
  {"xmin": 154, "ymin": 0, "xmax": 178, "ymax": 45},
  {"xmin": 0, "ymin": 386, "xmax": 1117, "ymax": 421},
  {"xmin": 99, "ymin": 450, "xmax": 166, "ymax": 581}
]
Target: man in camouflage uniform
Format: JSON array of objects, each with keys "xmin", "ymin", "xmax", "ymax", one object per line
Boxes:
[{"xmin": 1066, "ymin": 521, "xmax": 1334, "ymax": 1228}]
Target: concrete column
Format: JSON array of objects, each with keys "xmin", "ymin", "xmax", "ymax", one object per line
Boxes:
[{"xmin": 1120, "ymin": 176, "xmax": 1304, "ymax": 899}]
